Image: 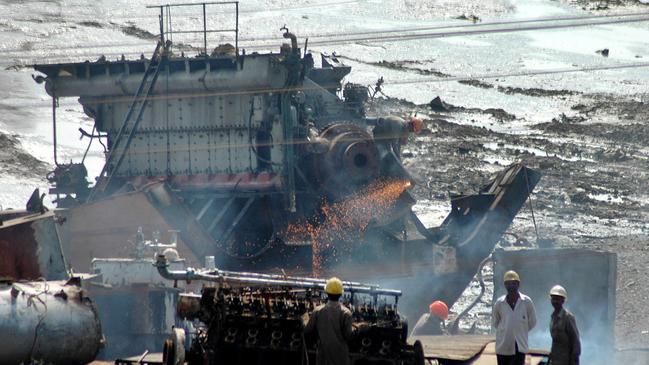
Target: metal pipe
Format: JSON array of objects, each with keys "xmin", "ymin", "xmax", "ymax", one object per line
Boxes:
[
  {"xmin": 203, "ymin": 3, "xmax": 207, "ymax": 56},
  {"xmin": 146, "ymin": 1, "xmax": 238, "ymax": 8},
  {"xmin": 155, "ymin": 255, "xmax": 401, "ymax": 297},
  {"xmin": 159, "ymin": 6, "xmax": 164, "ymax": 44},
  {"xmin": 211, "ymin": 269, "xmax": 379, "ymax": 289},
  {"xmin": 52, "ymin": 90, "xmax": 59, "ymax": 166},
  {"xmin": 163, "ymin": 29, "xmax": 237, "ymax": 35}
]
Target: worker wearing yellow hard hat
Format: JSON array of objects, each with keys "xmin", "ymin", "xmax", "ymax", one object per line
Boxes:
[
  {"xmin": 504, "ymin": 270, "xmax": 520, "ymax": 282},
  {"xmin": 492, "ymin": 270, "xmax": 537, "ymax": 365},
  {"xmin": 304, "ymin": 277, "xmax": 360, "ymax": 365},
  {"xmin": 324, "ymin": 276, "xmax": 343, "ymax": 295},
  {"xmin": 548, "ymin": 285, "xmax": 581, "ymax": 365}
]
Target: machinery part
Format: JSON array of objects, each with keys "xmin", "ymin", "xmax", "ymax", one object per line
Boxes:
[
  {"xmin": 412, "ymin": 340, "xmax": 425, "ymax": 365},
  {"xmin": 315, "ymin": 124, "xmax": 380, "ymax": 200},
  {"xmin": 88, "ymin": 40, "xmax": 170, "ymax": 201},
  {"xmin": 46, "ymin": 163, "xmax": 90, "ymax": 194},
  {"xmin": 155, "ymin": 254, "xmax": 401, "ymax": 298},
  {"xmin": 0, "ymin": 279, "xmax": 102, "ymax": 365},
  {"xmin": 30, "ymin": 10, "xmax": 542, "ymax": 325},
  {"xmin": 163, "ymin": 265, "xmax": 412, "ymax": 365},
  {"xmin": 343, "ymin": 83, "xmax": 369, "ymax": 105},
  {"xmin": 45, "ymin": 163, "xmax": 90, "ymax": 207},
  {"xmin": 163, "ymin": 328, "xmax": 186, "ymax": 365},
  {"xmin": 343, "ymin": 83, "xmax": 369, "ymax": 116}
]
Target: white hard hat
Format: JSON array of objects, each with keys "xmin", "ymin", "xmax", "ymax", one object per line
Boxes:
[{"xmin": 549, "ymin": 285, "xmax": 567, "ymax": 299}]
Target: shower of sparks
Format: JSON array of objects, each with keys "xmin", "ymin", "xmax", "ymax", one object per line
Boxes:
[{"xmin": 285, "ymin": 179, "xmax": 411, "ymax": 277}]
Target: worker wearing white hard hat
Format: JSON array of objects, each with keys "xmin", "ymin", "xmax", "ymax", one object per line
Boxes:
[
  {"xmin": 548, "ymin": 285, "xmax": 581, "ymax": 365},
  {"xmin": 492, "ymin": 270, "xmax": 537, "ymax": 365}
]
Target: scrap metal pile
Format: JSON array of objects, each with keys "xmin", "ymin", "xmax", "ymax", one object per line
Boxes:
[
  {"xmin": 154, "ymin": 255, "xmax": 424, "ymax": 365},
  {"xmin": 0, "ymin": 3, "xmax": 542, "ymax": 364}
]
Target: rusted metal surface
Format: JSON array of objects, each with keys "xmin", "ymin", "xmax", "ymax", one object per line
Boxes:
[
  {"xmin": 55, "ymin": 189, "xmax": 200, "ymax": 271},
  {"xmin": 0, "ymin": 212, "xmax": 67, "ymax": 281},
  {"xmin": 127, "ymin": 172, "xmax": 281, "ymax": 192},
  {"xmin": 0, "ymin": 279, "xmax": 103, "ymax": 365},
  {"xmin": 411, "ymin": 335, "xmax": 548, "ymax": 365},
  {"xmin": 411, "ymin": 335, "xmax": 494, "ymax": 361}
]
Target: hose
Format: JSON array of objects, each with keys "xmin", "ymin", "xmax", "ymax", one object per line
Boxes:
[{"xmin": 448, "ymin": 255, "xmax": 491, "ymax": 334}]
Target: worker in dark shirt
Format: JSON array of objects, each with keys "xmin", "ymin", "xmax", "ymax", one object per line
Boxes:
[
  {"xmin": 304, "ymin": 277, "xmax": 355, "ymax": 365},
  {"xmin": 372, "ymin": 115, "xmax": 423, "ymax": 158},
  {"xmin": 410, "ymin": 300, "xmax": 449, "ymax": 337},
  {"xmin": 548, "ymin": 285, "xmax": 581, "ymax": 365}
]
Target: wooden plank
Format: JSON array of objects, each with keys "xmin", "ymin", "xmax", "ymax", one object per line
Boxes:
[
  {"xmin": 410, "ymin": 334, "xmax": 494, "ymax": 361},
  {"xmin": 467, "ymin": 343, "xmax": 547, "ymax": 365}
]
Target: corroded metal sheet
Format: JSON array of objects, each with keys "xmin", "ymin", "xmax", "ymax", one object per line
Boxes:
[
  {"xmin": 0, "ymin": 212, "xmax": 67, "ymax": 281},
  {"xmin": 412, "ymin": 335, "xmax": 547, "ymax": 365},
  {"xmin": 55, "ymin": 190, "xmax": 201, "ymax": 272}
]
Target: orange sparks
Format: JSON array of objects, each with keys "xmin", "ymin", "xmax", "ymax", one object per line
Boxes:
[{"xmin": 285, "ymin": 179, "xmax": 411, "ymax": 277}]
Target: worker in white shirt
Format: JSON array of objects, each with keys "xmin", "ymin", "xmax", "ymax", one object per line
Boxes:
[{"xmin": 492, "ymin": 270, "xmax": 537, "ymax": 365}]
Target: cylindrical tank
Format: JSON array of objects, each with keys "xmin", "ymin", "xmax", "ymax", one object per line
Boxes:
[{"xmin": 0, "ymin": 280, "xmax": 103, "ymax": 365}]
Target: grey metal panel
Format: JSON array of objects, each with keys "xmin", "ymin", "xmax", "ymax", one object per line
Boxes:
[
  {"xmin": 112, "ymin": 102, "xmax": 129, "ymax": 132},
  {"xmin": 252, "ymin": 95, "xmax": 264, "ymax": 123},
  {"xmin": 215, "ymin": 96, "xmax": 226, "ymax": 127},
  {"xmin": 103, "ymin": 103, "xmax": 117, "ymax": 132},
  {"xmin": 187, "ymin": 96, "xmax": 210, "ymax": 129},
  {"xmin": 230, "ymin": 128, "xmax": 252, "ymax": 173},
  {"xmin": 149, "ymin": 132, "xmax": 167, "ymax": 175},
  {"xmin": 208, "ymin": 130, "xmax": 228, "ymax": 173},
  {"xmin": 190, "ymin": 131, "xmax": 210, "ymax": 174},
  {"xmin": 168, "ymin": 97, "xmax": 183, "ymax": 130},
  {"xmin": 145, "ymin": 99, "xmax": 161, "ymax": 131},
  {"xmin": 125, "ymin": 133, "xmax": 147, "ymax": 175},
  {"xmin": 170, "ymin": 132, "xmax": 191, "ymax": 174},
  {"xmin": 270, "ymin": 120, "xmax": 284, "ymax": 166}
]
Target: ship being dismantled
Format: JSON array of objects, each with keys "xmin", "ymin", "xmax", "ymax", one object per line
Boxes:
[{"xmin": 1, "ymin": 3, "xmax": 540, "ymax": 364}]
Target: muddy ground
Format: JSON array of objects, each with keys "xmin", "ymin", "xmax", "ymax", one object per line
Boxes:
[{"xmin": 0, "ymin": 132, "xmax": 48, "ymax": 179}]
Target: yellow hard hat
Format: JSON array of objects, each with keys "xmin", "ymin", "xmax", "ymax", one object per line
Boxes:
[
  {"xmin": 503, "ymin": 270, "xmax": 520, "ymax": 282},
  {"xmin": 325, "ymin": 277, "xmax": 344, "ymax": 295},
  {"xmin": 549, "ymin": 285, "xmax": 567, "ymax": 299}
]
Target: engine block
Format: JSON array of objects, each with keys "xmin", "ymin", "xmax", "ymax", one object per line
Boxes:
[{"xmin": 155, "ymin": 256, "xmax": 424, "ymax": 365}]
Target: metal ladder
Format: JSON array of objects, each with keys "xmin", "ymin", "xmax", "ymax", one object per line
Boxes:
[{"xmin": 87, "ymin": 41, "xmax": 169, "ymax": 202}]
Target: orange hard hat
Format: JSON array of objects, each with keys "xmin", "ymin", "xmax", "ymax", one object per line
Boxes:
[
  {"xmin": 429, "ymin": 300, "xmax": 449, "ymax": 320},
  {"xmin": 409, "ymin": 117, "xmax": 424, "ymax": 134}
]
